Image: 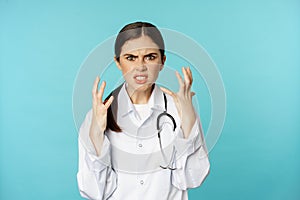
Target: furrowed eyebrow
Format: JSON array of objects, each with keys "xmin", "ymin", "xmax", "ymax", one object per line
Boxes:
[
  {"xmin": 145, "ymin": 53, "xmax": 158, "ymax": 57},
  {"xmin": 123, "ymin": 54, "xmax": 137, "ymax": 57},
  {"xmin": 122, "ymin": 52, "xmax": 158, "ymax": 57}
]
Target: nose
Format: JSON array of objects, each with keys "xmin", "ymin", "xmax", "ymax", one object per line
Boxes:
[{"xmin": 135, "ymin": 59, "xmax": 147, "ymax": 72}]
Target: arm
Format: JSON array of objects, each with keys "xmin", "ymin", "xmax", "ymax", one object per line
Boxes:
[
  {"xmin": 77, "ymin": 110, "xmax": 117, "ymax": 200},
  {"xmin": 160, "ymin": 67, "xmax": 210, "ymax": 190},
  {"xmin": 171, "ymin": 115, "xmax": 210, "ymax": 190},
  {"xmin": 77, "ymin": 76, "xmax": 117, "ymax": 199}
]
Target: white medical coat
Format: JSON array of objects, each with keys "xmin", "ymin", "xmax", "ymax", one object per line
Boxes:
[{"xmin": 77, "ymin": 83, "xmax": 210, "ymax": 200}]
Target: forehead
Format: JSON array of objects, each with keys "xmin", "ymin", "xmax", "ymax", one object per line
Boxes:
[{"xmin": 120, "ymin": 36, "xmax": 160, "ymax": 56}]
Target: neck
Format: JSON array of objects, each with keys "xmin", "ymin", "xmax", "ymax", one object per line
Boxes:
[{"xmin": 126, "ymin": 84, "xmax": 154, "ymax": 104}]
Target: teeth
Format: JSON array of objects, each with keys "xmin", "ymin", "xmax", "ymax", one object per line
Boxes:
[{"xmin": 136, "ymin": 76, "xmax": 146, "ymax": 80}]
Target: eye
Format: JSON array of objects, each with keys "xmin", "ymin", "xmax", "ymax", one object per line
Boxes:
[
  {"xmin": 145, "ymin": 54, "xmax": 157, "ymax": 61},
  {"xmin": 126, "ymin": 55, "xmax": 136, "ymax": 61}
]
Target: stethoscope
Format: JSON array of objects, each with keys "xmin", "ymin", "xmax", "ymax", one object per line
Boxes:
[{"xmin": 157, "ymin": 93, "xmax": 177, "ymax": 170}]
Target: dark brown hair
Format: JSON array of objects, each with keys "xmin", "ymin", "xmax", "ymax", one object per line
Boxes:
[
  {"xmin": 114, "ymin": 21, "xmax": 165, "ymax": 62},
  {"xmin": 106, "ymin": 21, "xmax": 165, "ymax": 132}
]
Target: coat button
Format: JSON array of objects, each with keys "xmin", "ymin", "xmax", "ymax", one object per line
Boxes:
[
  {"xmin": 138, "ymin": 143, "xmax": 143, "ymax": 147},
  {"xmin": 140, "ymin": 180, "xmax": 144, "ymax": 185}
]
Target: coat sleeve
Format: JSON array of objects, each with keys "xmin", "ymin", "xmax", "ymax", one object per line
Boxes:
[
  {"xmin": 77, "ymin": 110, "xmax": 117, "ymax": 200},
  {"xmin": 171, "ymin": 114, "xmax": 210, "ymax": 190}
]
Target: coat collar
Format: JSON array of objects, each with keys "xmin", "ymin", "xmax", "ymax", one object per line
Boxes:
[{"xmin": 118, "ymin": 82, "xmax": 165, "ymax": 118}]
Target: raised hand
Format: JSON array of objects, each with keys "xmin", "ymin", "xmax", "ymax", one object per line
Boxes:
[
  {"xmin": 160, "ymin": 67, "xmax": 196, "ymax": 139},
  {"xmin": 89, "ymin": 76, "xmax": 114, "ymax": 156}
]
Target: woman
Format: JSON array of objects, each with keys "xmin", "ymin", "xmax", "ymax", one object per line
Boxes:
[{"xmin": 77, "ymin": 22, "xmax": 210, "ymax": 200}]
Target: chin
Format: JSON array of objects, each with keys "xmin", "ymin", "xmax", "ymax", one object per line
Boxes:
[{"xmin": 135, "ymin": 83, "xmax": 153, "ymax": 91}]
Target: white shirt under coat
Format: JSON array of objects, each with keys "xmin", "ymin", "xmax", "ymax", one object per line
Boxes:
[{"xmin": 77, "ymin": 83, "xmax": 210, "ymax": 200}]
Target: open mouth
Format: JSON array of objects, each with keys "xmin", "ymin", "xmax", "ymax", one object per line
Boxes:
[{"xmin": 134, "ymin": 75, "xmax": 148, "ymax": 84}]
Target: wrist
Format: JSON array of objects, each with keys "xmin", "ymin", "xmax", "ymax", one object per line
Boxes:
[
  {"xmin": 89, "ymin": 133, "xmax": 104, "ymax": 156},
  {"xmin": 90, "ymin": 120, "xmax": 105, "ymax": 136},
  {"xmin": 181, "ymin": 116, "xmax": 196, "ymax": 139}
]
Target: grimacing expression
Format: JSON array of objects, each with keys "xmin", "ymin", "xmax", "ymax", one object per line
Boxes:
[{"xmin": 114, "ymin": 36, "xmax": 166, "ymax": 94}]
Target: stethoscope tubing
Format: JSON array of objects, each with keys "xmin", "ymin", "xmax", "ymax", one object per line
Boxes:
[{"xmin": 157, "ymin": 93, "xmax": 177, "ymax": 170}]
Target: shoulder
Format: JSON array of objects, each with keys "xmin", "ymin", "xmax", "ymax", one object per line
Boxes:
[
  {"xmin": 156, "ymin": 86, "xmax": 176, "ymax": 109},
  {"xmin": 159, "ymin": 89, "xmax": 180, "ymax": 120}
]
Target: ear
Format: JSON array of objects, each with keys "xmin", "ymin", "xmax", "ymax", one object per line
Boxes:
[
  {"xmin": 160, "ymin": 55, "xmax": 166, "ymax": 71},
  {"xmin": 114, "ymin": 56, "xmax": 122, "ymax": 70}
]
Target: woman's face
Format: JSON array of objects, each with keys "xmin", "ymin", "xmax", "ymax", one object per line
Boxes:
[{"xmin": 115, "ymin": 36, "xmax": 166, "ymax": 95}]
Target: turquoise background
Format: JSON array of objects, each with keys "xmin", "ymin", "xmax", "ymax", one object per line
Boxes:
[{"xmin": 1, "ymin": 0, "xmax": 299, "ymax": 199}]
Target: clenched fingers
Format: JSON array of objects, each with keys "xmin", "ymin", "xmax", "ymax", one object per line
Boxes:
[
  {"xmin": 97, "ymin": 81, "xmax": 106, "ymax": 102},
  {"xmin": 175, "ymin": 71, "xmax": 185, "ymax": 93},
  {"xmin": 92, "ymin": 76, "xmax": 100, "ymax": 103},
  {"xmin": 104, "ymin": 96, "xmax": 114, "ymax": 109},
  {"xmin": 182, "ymin": 67, "xmax": 193, "ymax": 91}
]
